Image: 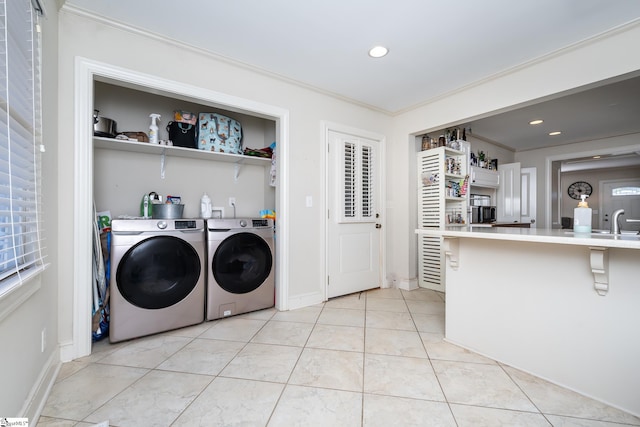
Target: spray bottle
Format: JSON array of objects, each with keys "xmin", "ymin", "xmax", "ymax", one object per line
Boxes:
[
  {"xmin": 149, "ymin": 113, "xmax": 161, "ymax": 144},
  {"xmin": 573, "ymin": 194, "xmax": 592, "ymax": 234}
]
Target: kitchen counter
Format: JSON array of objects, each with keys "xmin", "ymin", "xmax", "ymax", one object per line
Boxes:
[
  {"xmin": 417, "ymin": 225, "xmax": 640, "ymax": 249},
  {"xmin": 415, "ymin": 226, "xmax": 640, "ymax": 417}
]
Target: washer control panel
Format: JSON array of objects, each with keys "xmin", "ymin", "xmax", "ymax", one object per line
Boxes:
[{"xmin": 175, "ymin": 220, "xmax": 198, "ymax": 229}]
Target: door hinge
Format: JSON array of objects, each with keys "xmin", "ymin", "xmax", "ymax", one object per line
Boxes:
[{"xmin": 327, "ymin": 276, "xmax": 330, "ymax": 285}]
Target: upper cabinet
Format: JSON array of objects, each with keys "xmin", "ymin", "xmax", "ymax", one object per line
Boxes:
[{"xmin": 470, "ymin": 166, "xmax": 499, "ymax": 188}]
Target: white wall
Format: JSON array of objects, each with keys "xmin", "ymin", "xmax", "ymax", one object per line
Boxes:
[
  {"xmin": 389, "ymin": 22, "xmax": 640, "ymax": 286},
  {"xmin": 56, "ymin": 7, "xmax": 392, "ymax": 353},
  {"xmin": 0, "ymin": 0, "xmax": 60, "ymax": 418}
]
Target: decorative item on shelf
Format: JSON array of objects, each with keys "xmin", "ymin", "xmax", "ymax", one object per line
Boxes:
[
  {"xmin": 478, "ymin": 150, "xmax": 486, "ymax": 168},
  {"xmin": 445, "ymin": 157, "xmax": 461, "ymax": 174},
  {"xmin": 447, "ymin": 180, "xmax": 461, "ymax": 197},
  {"xmin": 446, "ymin": 210, "xmax": 465, "ymax": 224},
  {"xmin": 470, "ymin": 152, "xmax": 477, "ymax": 166},
  {"xmin": 116, "ymin": 131, "xmax": 149, "ymax": 142},
  {"xmin": 244, "ymin": 145, "xmax": 273, "ymax": 158},
  {"xmin": 460, "ymin": 175, "xmax": 469, "ymax": 195},
  {"xmin": 421, "ymin": 135, "xmax": 430, "ymax": 151},
  {"xmin": 421, "ymin": 172, "xmax": 438, "ymax": 186}
]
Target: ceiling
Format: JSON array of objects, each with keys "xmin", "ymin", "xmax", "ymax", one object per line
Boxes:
[{"xmin": 64, "ymin": 0, "xmax": 640, "ymax": 154}]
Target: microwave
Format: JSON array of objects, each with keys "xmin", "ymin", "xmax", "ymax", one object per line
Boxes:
[{"xmin": 471, "ymin": 206, "xmax": 496, "ymax": 223}]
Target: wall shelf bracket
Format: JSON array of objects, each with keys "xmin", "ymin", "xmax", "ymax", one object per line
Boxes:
[
  {"xmin": 160, "ymin": 149, "xmax": 166, "ymax": 179},
  {"xmin": 589, "ymin": 246, "xmax": 609, "ymax": 296},
  {"xmin": 443, "ymin": 237, "xmax": 460, "ymax": 270}
]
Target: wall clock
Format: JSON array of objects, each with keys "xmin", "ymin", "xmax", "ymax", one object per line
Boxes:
[{"xmin": 567, "ymin": 181, "xmax": 592, "ymax": 200}]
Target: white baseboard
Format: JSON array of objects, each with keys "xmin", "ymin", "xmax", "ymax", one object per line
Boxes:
[
  {"xmin": 397, "ymin": 277, "xmax": 418, "ymax": 291},
  {"xmin": 59, "ymin": 339, "xmax": 76, "ymax": 362},
  {"xmin": 287, "ymin": 291, "xmax": 324, "ymax": 310},
  {"xmin": 23, "ymin": 348, "xmax": 61, "ymax": 424}
]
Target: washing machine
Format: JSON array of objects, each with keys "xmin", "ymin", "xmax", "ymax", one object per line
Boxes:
[
  {"xmin": 207, "ymin": 218, "xmax": 275, "ymax": 320},
  {"xmin": 109, "ymin": 218, "xmax": 206, "ymax": 343}
]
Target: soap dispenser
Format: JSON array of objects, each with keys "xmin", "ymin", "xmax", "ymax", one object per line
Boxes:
[{"xmin": 573, "ymin": 194, "xmax": 592, "ymax": 234}]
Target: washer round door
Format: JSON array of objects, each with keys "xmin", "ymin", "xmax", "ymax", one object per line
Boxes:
[
  {"xmin": 116, "ymin": 236, "xmax": 201, "ymax": 309},
  {"xmin": 212, "ymin": 232, "xmax": 273, "ymax": 294}
]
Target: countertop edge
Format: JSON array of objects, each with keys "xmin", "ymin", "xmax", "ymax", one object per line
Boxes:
[{"xmin": 415, "ymin": 227, "xmax": 640, "ymax": 250}]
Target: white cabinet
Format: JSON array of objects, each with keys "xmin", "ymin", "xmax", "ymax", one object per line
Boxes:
[
  {"xmin": 417, "ymin": 145, "xmax": 470, "ymax": 290},
  {"xmin": 470, "ymin": 166, "xmax": 499, "ymax": 188}
]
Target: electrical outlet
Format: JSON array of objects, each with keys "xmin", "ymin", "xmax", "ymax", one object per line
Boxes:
[
  {"xmin": 41, "ymin": 328, "xmax": 46, "ymax": 352},
  {"xmin": 228, "ymin": 197, "xmax": 236, "ymax": 207}
]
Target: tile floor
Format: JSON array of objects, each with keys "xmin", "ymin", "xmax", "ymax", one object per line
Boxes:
[{"xmin": 38, "ymin": 288, "xmax": 640, "ymax": 427}]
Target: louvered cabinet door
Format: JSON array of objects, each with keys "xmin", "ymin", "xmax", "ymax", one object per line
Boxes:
[{"xmin": 416, "ymin": 145, "xmax": 469, "ymax": 291}]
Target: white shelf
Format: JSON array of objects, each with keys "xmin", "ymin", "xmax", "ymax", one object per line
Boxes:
[{"xmin": 93, "ymin": 136, "xmax": 272, "ymax": 166}]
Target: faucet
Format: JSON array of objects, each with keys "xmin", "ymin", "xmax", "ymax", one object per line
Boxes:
[{"xmin": 611, "ymin": 209, "xmax": 625, "ymax": 234}]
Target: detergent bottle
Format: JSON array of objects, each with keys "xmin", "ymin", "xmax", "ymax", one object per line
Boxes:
[{"xmin": 200, "ymin": 193, "xmax": 212, "ymax": 219}]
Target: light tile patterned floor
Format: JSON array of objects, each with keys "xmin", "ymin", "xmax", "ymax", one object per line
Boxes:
[{"xmin": 37, "ymin": 288, "xmax": 640, "ymax": 427}]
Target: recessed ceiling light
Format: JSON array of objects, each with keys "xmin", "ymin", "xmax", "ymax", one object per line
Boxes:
[
  {"xmin": 529, "ymin": 119, "xmax": 543, "ymax": 125},
  {"xmin": 368, "ymin": 46, "xmax": 389, "ymax": 58},
  {"xmin": 549, "ymin": 131, "xmax": 562, "ymax": 136}
]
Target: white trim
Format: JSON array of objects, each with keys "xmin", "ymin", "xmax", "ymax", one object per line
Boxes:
[
  {"xmin": 322, "ymin": 121, "xmax": 387, "ymax": 301},
  {"xmin": 544, "ymin": 143, "xmax": 640, "ymax": 229},
  {"xmin": 0, "ymin": 265, "xmax": 44, "ymax": 322},
  {"xmin": 397, "ymin": 277, "xmax": 418, "ymax": 291},
  {"xmin": 23, "ymin": 350, "xmax": 60, "ymax": 422},
  {"xmin": 72, "ymin": 57, "xmax": 290, "ymax": 359}
]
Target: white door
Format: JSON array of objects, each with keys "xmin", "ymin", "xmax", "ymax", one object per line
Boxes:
[
  {"xmin": 327, "ymin": 130, "xmax": 382, "ymax": 299},
  {"xmin": 600, "ymin": 179, "xmax": 640, "ymax": 233},
  {"xmin": 497, "ymin": 162, "xmax": 521, "ymax": 222},
  {"xmin": 521, "ymin": 167, "xmax": 537, "ymax": 227}
]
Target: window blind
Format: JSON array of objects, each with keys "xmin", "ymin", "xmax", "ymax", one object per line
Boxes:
[{"xmin": 0, "ymin": 0, "xmax": 45, "ymax": 295}]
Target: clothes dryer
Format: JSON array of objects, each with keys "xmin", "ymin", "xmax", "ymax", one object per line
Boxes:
[
  {"xmin": 207, "ymin": 218, "xmax": 275, "ymax": 320},
  {"xmin": 109, "ymin": 218, "xmax": 206, "ymax": 343}
]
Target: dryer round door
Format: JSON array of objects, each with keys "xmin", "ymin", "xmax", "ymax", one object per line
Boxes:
[
  {"xmin": 116, "ymin": 235, "xmax": 201, "ymax": 309},
  {"xmin": 212, "ymin": 232, "xmax": 273, "ymax": 294}
]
